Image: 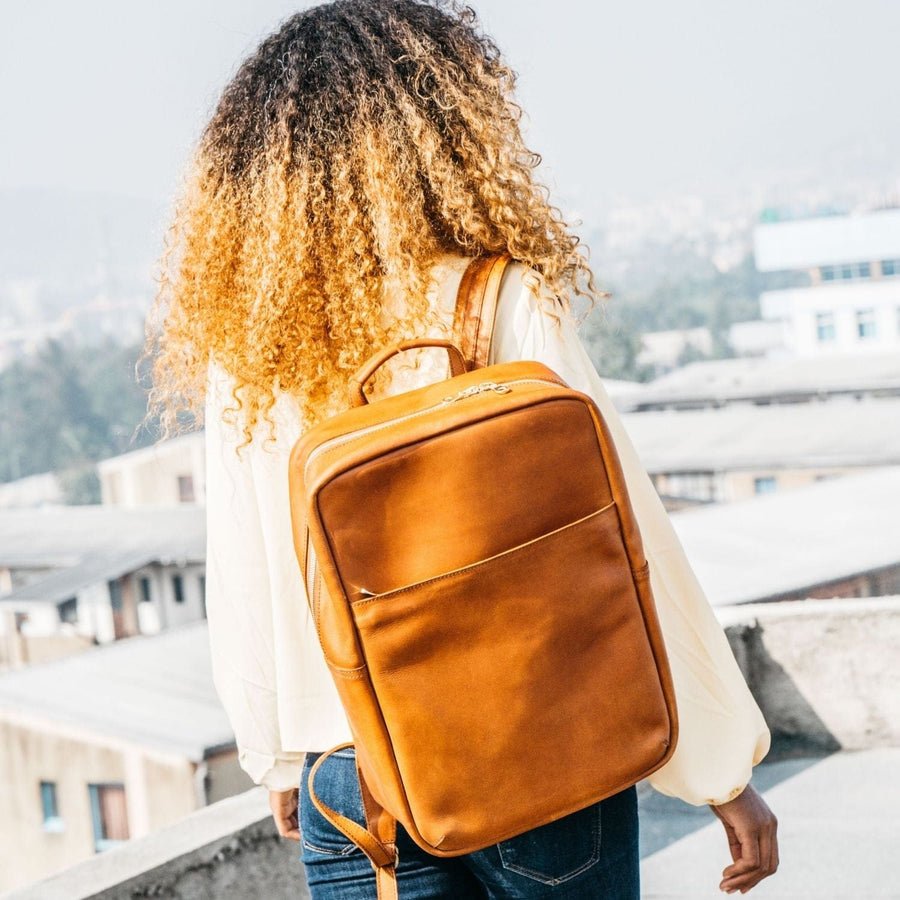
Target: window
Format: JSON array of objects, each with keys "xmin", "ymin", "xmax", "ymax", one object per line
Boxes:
[
  {"xmin": 882, "ymin": 259, "xmax": 900, "ymax": 276},
  {"xmin": 754, "ymin": 476, "xmax": 777, "ymax": 494},
  {"xmin": 172, "ymin": 574, "xmax": 185, "ymax": 604},
  {"xmin": 108, "ymin": 579, "xmax": 122, "ymax": 611},
  {"xmin": 177, "ymin": 475, "xmax": 195, "ymax": 503},
  {"xmin": 815, "ymin": 311, "xmax": 836, "ymax": 342},
  {"xmin": 40, "ymin": 781, "xmax": 64, "ymax": 833},
  {"xmin": 856, "ymin": 308, "xmax": 877, "ymax": 339},
  {"xmin": 199, "ymin": 575, "xmax": 207, "ymax": 619},
  {"xmin": 138, "ymin": 577, "xmax": 152, "ymax": 604},
  {"xmin": 88, "ymin": 783, "xmax": 129, "ymax": 852},
  {"xmin": 58, "ymin": 597, "xmax": 78, "ymax": 625},
  {"xmin": 823, "ymin": 262, "xmax": 872, "ymax": 280}
]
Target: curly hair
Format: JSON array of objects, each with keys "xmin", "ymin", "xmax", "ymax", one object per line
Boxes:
[{"xmin": 143, "ymin": 0, "xmax": 602, "ymax": 446}]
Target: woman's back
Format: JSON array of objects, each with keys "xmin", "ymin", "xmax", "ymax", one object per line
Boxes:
[{"xmin": 146, "ymin": 2, "xmax": 778, "ymax": 895}]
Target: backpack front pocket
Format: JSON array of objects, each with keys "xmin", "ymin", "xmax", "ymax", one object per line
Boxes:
[{"xmin": 349, "ymin": 501, "xmax": 669, "ymax": 854}]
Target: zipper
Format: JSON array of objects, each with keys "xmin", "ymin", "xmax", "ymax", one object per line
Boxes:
[
  {"xmin": 305, "ymin": 535, "xmax": 320, "ymax": 612},
  {"xmin": 303, "ymin": 377, "xmax": 564, "ymax": 484}
]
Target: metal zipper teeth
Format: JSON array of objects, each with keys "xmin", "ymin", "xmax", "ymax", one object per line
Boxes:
[{"xmin": 302, "ymin": 377, "xmax": 565, "ymax": 485}]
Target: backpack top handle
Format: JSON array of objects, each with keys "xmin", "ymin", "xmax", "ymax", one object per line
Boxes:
[{"xmin": 348, "ymin": 339, "xmax": 467, "ymax": 407}]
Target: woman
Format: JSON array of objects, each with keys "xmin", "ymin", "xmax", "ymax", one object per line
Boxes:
[{"xmin": 145, "ymin": 1, "xmax": 778, "ymax": 896}]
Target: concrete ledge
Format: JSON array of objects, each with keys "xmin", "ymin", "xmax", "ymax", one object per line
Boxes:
[
  {"xmin": 720, "ymin": 595, "xmax": 900, "ymax": 755},
  {"xmin": 3, "ymin": 786, "xmax": 309, "ymax": 900}
]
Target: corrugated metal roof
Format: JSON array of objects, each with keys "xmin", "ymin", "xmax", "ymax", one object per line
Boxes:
[
  {"xmin": 671, "ymin": 466, "xmax": 900, "ymax": 606},
  {"xmin": 622, "ymin": 397, "xmax": 900, "ymax": 472},
  {"xmin": 0, "ymin": 621, "xmax": 232, "ymax": 760}
]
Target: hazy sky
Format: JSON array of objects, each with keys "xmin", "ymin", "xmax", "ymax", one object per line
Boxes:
[{"xmin": 3, "ymin": 0, "xmax": 900, "ymax": 216}]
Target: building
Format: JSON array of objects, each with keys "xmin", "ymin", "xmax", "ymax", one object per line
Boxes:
[
  {"xmin": 98, "ymin": 432, "xmax": 205, "ymax": 508},
  {"xmin": 622, "ymin": 349, "xmax": 900, "ymax": 412},
  {"xmin": 0, "ymin": 472, "xmax": 64, "ymax": 509},
  {"xmin": 0, "ymin": 506, "xmax": 206, "ymax": 669},
  {"xmin": 0, "ymin": 621, "xmax": 249, "ymax": 894},
  {"xmin": 671, "ymin": 465, "xmax": 900, "ymax": 606},
  {"xmin": 621, "ymin": 396, "xmax": 900, "ymax": 505},
  {"xmin": 754, "ymin": 207, "xmax": 900, "ymax": 358}
]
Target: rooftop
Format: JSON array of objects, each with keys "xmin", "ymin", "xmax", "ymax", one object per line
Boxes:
[
  {"xmin": 0, "ymin": 505, "xmax": 205, "ymax": 606},
  {"xmin": 672, "ymin": 465, "xmax": 900, "ymax": 605},
  {"xmin": 623, "ymin": 350, "xmax": 900, "ymax": 410},
  {"xmin": 621, "ymin": 396, "xmax": 900, "ymax": 472},
  {"xmin": 0, "ymin": 620, "xmax": 231, "ymax": 760}
]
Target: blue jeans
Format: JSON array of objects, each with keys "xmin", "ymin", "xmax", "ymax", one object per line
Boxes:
[{"xmin": 299, "ymin": 748, "xmax": 639, "ymax": 899}]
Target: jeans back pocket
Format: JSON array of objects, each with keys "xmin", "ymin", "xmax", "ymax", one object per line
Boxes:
[
  {"xmin": 300, "ymin": 749, "xmax": 365, "ymax": 858},
  {"xmin": 496, "ymin": 801, "xmax": 602, "ymax": 885}
]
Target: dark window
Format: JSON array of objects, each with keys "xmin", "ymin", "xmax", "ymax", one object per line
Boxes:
[
  {"xmin": 58, "ymin": 597, "xmax": 78, "ymax": 624},
  {"xmin": 40, "ymin": 781, "xmax": 64, "ymax": 832},
  {"xmin": 821, "ymin": 265, "xmax": 835, "ymax": 281},
  {"xmin": 199, "ymin": 575, "xmax": 207, "ymax": 619},
  {"xmin": 88, "ymin": 783, "xmax": 129, "ymax": 852},
  {"xmin": 177, "ymin": 475, "xmax": 195, "ymax": 503},
  {"xmin": 882, "ymin": 259, "xmax": 899, "ymax": 276},
  {"xmin": 172, "ymin": 574, "xmax": 185, "ymax": 604},
  {"xmin": 138, "ymin": 577, "xmax": 152, "ymax": 604},
  {"xmin": 108, "ymin": 579, "xmax": 122, "ymax": 611}
]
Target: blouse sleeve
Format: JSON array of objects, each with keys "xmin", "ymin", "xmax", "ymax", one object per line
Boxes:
[
  {"xmin": 204, "ymin": 361, "xmax": 307, "ymax": 791},
  {"xmin": 490, "ymin": 265, "xmax": 771, "ymax": 806}
]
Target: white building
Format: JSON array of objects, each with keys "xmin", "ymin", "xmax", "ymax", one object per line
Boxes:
[
  {"xmin": 98, "ymin": 433, "xmax": 205, "ymax": 508},
  {"xmin": 754, "ymin": 207, "xmax": 900, "ymax": 358}
]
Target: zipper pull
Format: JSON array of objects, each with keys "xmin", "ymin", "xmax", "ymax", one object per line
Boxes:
[{"xmin": 442, "ymin": 382, "xmax": 512, "ymax": 403}]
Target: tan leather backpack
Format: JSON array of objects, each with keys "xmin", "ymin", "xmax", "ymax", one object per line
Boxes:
[{"xmin": 288, "ymin": 254, "xmax": 677, "ymax": 899}]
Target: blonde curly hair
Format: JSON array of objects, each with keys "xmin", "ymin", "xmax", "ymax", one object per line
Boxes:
[{"xmin": 144, "ymin": 0, "xmax": 601, "ymax": 446}]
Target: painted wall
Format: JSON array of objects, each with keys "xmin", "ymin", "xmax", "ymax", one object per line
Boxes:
[{"xmin": 0, "ymin": 714, "xmax": 199, "ymax": 894}]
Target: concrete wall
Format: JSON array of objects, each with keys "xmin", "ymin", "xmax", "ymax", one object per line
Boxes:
[
  {"xmin": 205, "ymin": 750, "xmax": 255, "ymax": 805},
  {"xmin": 721, "ymin": 596, "xmax": 900, "ymax": 755},
  {"xmin": 6, "ymin": 786, "xmax": 309, "ymax": 900}
]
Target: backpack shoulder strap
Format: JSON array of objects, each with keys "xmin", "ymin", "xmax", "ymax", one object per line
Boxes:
[{"xmin": 452, "ymin": 254, "xmax": 513, "ymax": 370}]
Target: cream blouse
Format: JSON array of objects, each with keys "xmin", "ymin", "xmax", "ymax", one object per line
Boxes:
[{"xmin": 204, "ymin": 255, "xmax": 770, "ymax": 804}]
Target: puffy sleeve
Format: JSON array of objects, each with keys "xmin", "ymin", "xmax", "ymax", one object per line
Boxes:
[
  {"xmin": 205, "ymin": 359, "xmax": 359, "ymax": 790},
  {"xmin": 490, "ymin": 265, "xmax": 771, "ymax": 806},
  {"xmin": 204, "ymin": 361, "xmax": 308, "ymax": 791}
]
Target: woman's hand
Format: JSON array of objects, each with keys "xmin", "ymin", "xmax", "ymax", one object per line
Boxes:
[
  {"xmin": 269, "ymin": 787, "xmax": 301, "ymax": 841},
  {"xmin": 710, "ymin": 784, "xmax": 778, "ymax": 893}
]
